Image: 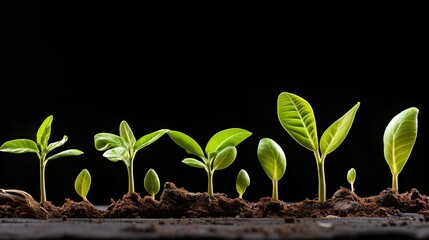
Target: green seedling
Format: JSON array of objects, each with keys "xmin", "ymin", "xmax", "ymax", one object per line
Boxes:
[
  {"xmin": 75, "ymin": 169, "xmax": 91, "ymax": 201},
  {"xmin": 347, "ymin": 168, "xmax": 356, "ymax": 192},
  {"xmin": 94, "ymin": 120, "xmax": 169, "ymax": 193},
  {"xmin": 236, "ymin": 169, "xmax": 250, "ymax": 198},
  {"xmin": 257, "ymin": 138, "xmax": 286, "ymax": 200},
  {"xmin": 0, "ymin": 115, "xmax": 84, "ymax": 203},
  {"xmin": 167, "ymin": 128, "xmax": 252, "ymax": 196},
  {"xmin": 277, "ymin": 92, "xmax": 360, "ymax": 203},
  {"xmin": 144, "ymin": 168, "xmax": 160, "ymax": 200},
  {"xmin": 383, "ymin": 107, "xmax": 419, "ymax": 192}
]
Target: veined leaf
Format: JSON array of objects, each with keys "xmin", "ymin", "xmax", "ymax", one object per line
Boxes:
[
  {"xmin": 0, "ymin": 139, "xmax": 38, "ymax": 154},
  {"xmin": 74, "ymin": 169, "xmax": 91, "ymax": 201},
  {"xmin": 205, "ymin": 128, "xmax": 252, "ymax": 156},
  {"xmin": 46, "ymin": 135, "xmax": 68, "ymax": 153},
  {"xmin": 36, "ymin": 115, "xmax": 53, "ymax": 150},
  {"xmin": 144, "ymin": 168, "xmax": 160, "ymax": 197},
  {"xmin": 277, "ymin": 92, "xmax": 318, "ymax": 152},
  {"xmin": 168, "ymin": 131, "xmax": 205, "ymax": 157},
  {"xmin": 212, "ymin": 146, "xmax": 237, "ymax": 171},
  {"xmin": 94, "ymin": 133, "xmax": 125, "ymax": 151},
  {"xmin": 383, "ymin": 107, "xmax": 419, "ymax": 176},
  {"xmin": 46, "ymin": 149, "xmax": 84, "ymax": 162},
  {"xmin": 236, "ymin": 169, "xmax": 250, "ymax": 197},
  {"xmin": 134, "ymin": 129, "xmax": 170, "ymax": 151},
  {"xmin": 102, "ymin": 147, "xmax": 128, "ymax": 162},
  {"xmin": 257, "ymin": 138, "xmax": 286, "ymax": 181},
  {"xmin": 320, "ymin": 102, "xmax": 360, "ymax": 156},
  {"xmin": 119, "ymin": 121, "xmax": 136, "ymax": 147},
  {"xmin": 182, "ymin": 158, "xmax": 207, "ymax": 169}
]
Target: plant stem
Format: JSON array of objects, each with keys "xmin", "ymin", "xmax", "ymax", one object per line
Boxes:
[
  {"xmin": 207, "ymin": 170, "xmax": 214, "ymax": 196},
  {"xmin": 392, "ymin": 174, "xmax": 399, "ymax": 192},
  {"xmin": 272, "ymin": 180, "xmax": 278, "ymax": 200},
  {"xmin": 40, "ymin": 161, "xmax": 47, "ymax": 203},
  {"xmin": 316, "ymin": 159, "xmax": 326, "ymax": 203},
  {"xmin": 127, "ymin": 160, "xmax": 135, "ymax": 193}
]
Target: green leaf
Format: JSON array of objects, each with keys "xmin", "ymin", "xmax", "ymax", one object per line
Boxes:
[
  {"xmin": 347, "ymin": 168, "xmax": 356, "ymax": 185},
  {"xmin": 257, "ymin": 138, "xmax": 286, "ymax": 181},
  {"xmin": 0, "ymin": 139, "xmax": 39, "ymax": 154},
  {"xmin": 46, "ymin": 135, "xmax": 68, "ymax": 153},
  {"xmin": 320, "ymin": 102, "xmax": 360, "ymax": 156},
  {"xmin": 134, "ymin": 129, "xmax": 170, "ymax": 151},
  {"xmin": 236, "ymin": 169, "xmax": 250, "ymax": 197},
  {"xmin": 102, "ymin": 147, "xmax": 128, "ymax": 162},
  {"xmin": 94, "ymin": 133, "xmax": 125, "ymax": 151},
  {"xmin": 182, "ymin": 158, "xmax": 207, "ymax": 169},
  {"xmin": 36, "ymin": 115, "xmax": 53, "ymax": 150},
  {"xmin": 46, "ymin": 149, "xmax": 84, "ymax": 162},
  {"xmin": 167, "ymin": 130, "xmax": 205, "ymax": 158},
  {"xmin": 119, "ymin": 121, "xmax": 136, "ymax": 147},
  {"xmin": 277, "ymin": 92, "xmax": 319, "ymax": 152},
  {"xmin": 212, "ymin": 146, "xmax": 237, "ymax": 171},
  {"xmin": 205, "ymin": 128, "xmax": 252, "ymax": 156},
  {"xmin": 383, "ymin": 107, "xmax": 419, "ymax": 176},
  {"xmin": 74, "ymin": 169, "xmax": 91, "ymax": 201},
  {"xmin": 144, "ymin": 168, "xmax": 160, "ymax": 197}
]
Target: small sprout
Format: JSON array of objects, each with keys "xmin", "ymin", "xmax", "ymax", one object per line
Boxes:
[
  {"xmin": 94, "ymin": 120, "xmax": 169, "ymax": 194},
  {"xmin": 278, "ymin": 92, "xmax": 360, "ymax": 203},
  {"xmin": 0, "ymin": 115, "xmax": 84, "ymax": 203},
  {"xmin": 236, "ymin": 169, "xmax": 250, "ymax": 198},
  {"xmin": 347, "ymin": 168, "xmax": 356, "ymax": 192},
  {"xmin": 257, "ymin": 138, "xmax": 286, "ymax": 200},
  {"xmin": 384, "ymin": 107, "xmax": 419, "ymax": 192},
  {"xmin": 167, "ymin": 128, "xmax": 252, "ymax": 196},
  {"xmin": 75, "ymin": 169, "xmax": 91, "ymax": 201},
  {"xmin": 144, "ymin": 168, "xmax": 160, "ymax": 200}
]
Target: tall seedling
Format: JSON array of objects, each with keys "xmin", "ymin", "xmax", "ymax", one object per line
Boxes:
[
  {"xmin": 167, "ymin": 128, "xmax": 252, "ymax": 196},
  {"xmin": 94, "ymin": 120, "xmax": 169, "ymax": 193},
  {"xmin": 383, "ymin": 107, "xmax": 418, "ymax": 192},
  {"xmin": 277, "ymin": 92, "xmax": 360, "ymax": 203},
  {"xmin": 0, "ymin": 115, "xmax": 84, "ymax": 203}
]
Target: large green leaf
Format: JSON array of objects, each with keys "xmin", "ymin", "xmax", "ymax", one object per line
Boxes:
[
  {"xmin": 134, "ymin": 129, "xmax": 170, "ymax": 151},
  {"xmin": 119, "ymin": 121, "xmax": 136, "ymax": 147},
  {"xmin": 320, "ymin": 102, "xmax": 360, "ymax": 156},
  {"xmin": 277, "ymin": 92, "xmax": 318, "ymax": 152},
  {"xmin": 74, "ymin": 169, "xmax": 91, "ymax": 201},
  {"xmin": 257, "ymin": 138, "xmax": 286, "ymax": 181},
  {"xmin": 383, "ymin": 107, "xmax": 419, "ymax": 176},
  {"xmin": 0, "ymin": 139, "xmax": 39, "ymax": 154},
  {"xmin": 102, "ymin": 147, "xmax": 128, "ymax": 163},
  {"xmin": 167, "ymin": 130, "xmax": 205, "ymax": 157},
  {"xmin": 94, "ymin": 133, "xmax": 125, "ymax": 151},
  {"xmin": 36, "ymin": 115, "xmax": 53, "ymax": 150},
  {"xmin": 212, "ymin": 146, "xmax": 237, "ymax": 171},
  {"xmin": 205, "ymin": 128, "xmax": 252, "ymax": 157}
]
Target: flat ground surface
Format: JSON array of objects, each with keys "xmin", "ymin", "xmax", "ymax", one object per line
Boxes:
[{"xmin": 1, "ymin": 214, "xmax": 429, "ymax": 240}]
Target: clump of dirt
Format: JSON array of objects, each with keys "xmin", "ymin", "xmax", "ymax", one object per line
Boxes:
[
  {"xmin": 3, "ymin": 183, "xmax": 429, "ymax": 219},
  {"xmin": 0, "ymin": 189, "xmax": 48, "ymax": 219}
]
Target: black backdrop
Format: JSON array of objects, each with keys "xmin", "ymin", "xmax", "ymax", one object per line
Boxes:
[{"xmin": 1, "ymin": 1, "xmax": 427, "ymax": 206}]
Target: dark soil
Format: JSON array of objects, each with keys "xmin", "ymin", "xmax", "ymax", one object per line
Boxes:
[{"xmin": 3, "ymin": 181, "xmax": 429, "ymax": 220}]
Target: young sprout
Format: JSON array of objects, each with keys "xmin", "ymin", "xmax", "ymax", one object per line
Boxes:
[
  {"xmin": 278, "ymin": 92, "xmax": 360, "ymax": 203},
  {"xmin": 0, "ymin": 115, "xmax": 84, "ymax": 203},
  {"xmin": 94, "ymin": 120, "xmax": 169, "ymax": 193},
  {"xmin": 236, "ymin": 169, "xmax": 250, "ymax": 198},
  {"xmin": 144, "ymin": 168, "xmax": 160, "ymax": 200},
  {"xmin": 383, "ymin": 107, "xmax": 419, "ymax": 192},
  {"xmin": 347, "ymin": 168, "xmax": 356, "ymax": 192},
  {"xmin": 75, "ymin": 169, "xmax": 91, "ymax": 202},
  {"xmin": 257, "ymin": 138, "xmax": 286, "ymax": 200},
  {"xmin": 167, "ymin": 128, "xmax": 252, "ymax": 196}
]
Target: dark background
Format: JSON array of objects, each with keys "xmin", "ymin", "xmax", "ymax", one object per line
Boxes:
[{"xmin": 1, "ymin": 1, "xmax": 427, "ymax": 206}]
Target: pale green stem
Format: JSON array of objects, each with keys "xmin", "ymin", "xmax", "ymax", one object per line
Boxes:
[
  {"xmin": 392, "ymin": 174, "xmax": 399, "ymax": 192},
  {"xmin": 315, "ymin": 152, "xmax": 326, "ymax": 203},
  {"xmin": 127, "ymin": 159, "xmax": 135, "ymax": 193},
  {"xmin": 351, "ymin": 184, "xmax": 355, "ymax": 192},
  {"xmin": 40, "ymin": 161, "xmax": 47, "ymax": 203},
  {"xmin": 272, "ymin": 180, "xmax": 278, "ymax": 200},
  {"xmin": 207, "ymin": 170, "xmax": 214, "ymax": 196}
]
